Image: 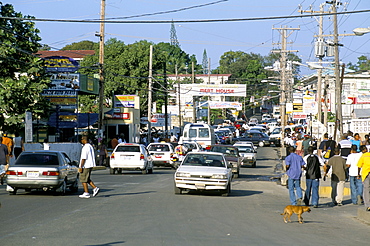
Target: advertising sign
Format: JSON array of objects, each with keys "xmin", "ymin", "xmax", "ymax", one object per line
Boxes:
[
  {"xmin": 181, "ymin": 84, "xmax": 246, "ymax": 97},
  {"xmin": 44, "ymin": 56, "xmax": 79, "ymax": 72},
  {"xmin": 303, "ymin": 95, "xmax": 318, "ymax": 114},
  {"xmin": 114, "ymin": 95, "xmax": 136, "ymax": 108},
  {"xmin": 209, "ymin": 101, "xmax": 242, "ymax": 110},
  {"xmin": 141, "ymin": 114, "xmax": 171, "ymax": 127},
  {"xmin": 49, "ymin": 73, "xmax": 80, "ymax": 90},
  {"xmin": 42, "ymin": 89, "xmax": 77, "ymax": 109}
]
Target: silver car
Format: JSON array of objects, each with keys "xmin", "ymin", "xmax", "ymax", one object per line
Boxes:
[
  {"xmin": 6, "ymin": 151, "xmax": 79, "ymax": 195},
  {"xmin": 174, "ymin": 152, "xmax": 232, "ymax": 196},
  {"xmin": 234, "ymin": 145, "xmax": 257, "ymax": 168}
]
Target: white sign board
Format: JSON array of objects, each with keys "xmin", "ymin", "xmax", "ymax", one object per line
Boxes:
[
  {"xmin": 25, "ymin": 111, "xmax": 33, "ymax": 143},
  {"xmin": 208, "ymin": 101, "xmax": 242, "ymax": 110},
  {"xmin": 180, "ymin": 84, "xmax": 246, "ymax": 97}
]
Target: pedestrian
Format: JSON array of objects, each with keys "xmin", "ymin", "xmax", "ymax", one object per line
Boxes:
[
  {"xmin": 302, "ymin": 135, "xmax": 312, "ymax": 157},
  {"xmin": 175, "ymin": 141, "xmax": 188, "ymax": 162},
  {"xmin": 346, "ymin": 145, "xmax": 364, "ymax": 205},
  {"xmin": 0, "ymin": 137, "xmax": 9, "ymax": 185},
  {"xmin": 285, "ymin": 146, "xmax": 305, "ymax": 205},
  {"xmin": 350, "ymin": 133, "xmax": 361, "ymax": 152},
  {"xmin": 111, "ymin": 136, "xmax": 118, "ymax": 149},
  {"xmin": 338, "ymin": 134, "xmax": 352, "ymax": 159},
  {"xmin": 303, "ymin": 146, "xmax": 324, "ymax": 208},
  {"xmin": 170, "ymin": 132, "xmax": 177, "ymax": 143},
  {"xmin": 98, "ymin": 140, "xmax": 108, "ymax": 166},
  {"xmin": 2, "ymin": 133, "xmax": 13, "ymax": 159},
  {"xmin": 296, "ymin": 137, "xmax": 303, "ymax": 156},
  {"xmin": 118, "ymin": 133, "xmax": 126, "ymax": 144},
  {"xmin": 12, "ymin": 132, "xmax": 24, "ymax": 159},
  {"xmin": 357, "ymin": 145, "xmax": 370, "ymax": 211},
  {"xmin": 324, "ymin": 147, "xmax": 348, "ymax": 206},
  {"xmin": 323, "ymin": 135, "xmax": 336, "ymax": 161},
  {"xmin": 152, "ymin": 134, "xmax": 160, "ymax": 143},
  {"xmin": 78, "ymin": 136, "xmax": 100, "ymax": 199},
  {"xmin": 318, "ymin": 133, "xmax": 329, "ymax": 158},
  {"xmin": 361, "ymin": 134, "xmax": 369, "ymax": 146}
]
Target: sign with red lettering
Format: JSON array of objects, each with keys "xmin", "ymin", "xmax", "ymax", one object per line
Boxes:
[{"xmin": 180, "ymin": 84, "xmax": 246, "ymax": 97}]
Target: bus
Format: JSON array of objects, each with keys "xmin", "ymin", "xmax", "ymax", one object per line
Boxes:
[{"xmin": 181, "ymin": 123, "xmax": 216, "ymax": 149}]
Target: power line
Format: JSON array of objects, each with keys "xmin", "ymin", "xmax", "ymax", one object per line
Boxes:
[{"xmin": 0, "ymin": 9, "xmax": 369, "ymax": 24}]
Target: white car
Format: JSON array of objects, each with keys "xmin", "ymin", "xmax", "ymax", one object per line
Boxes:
[
  {"xmin": 183, "ymin": 142, "xmax": 203, "ymax": 152},
  {"xmin": 234, "ymin": 141, "xmax": 257, "ymax": 151},
  {"xmin": 174, "ymin": 152, "xmax": 232, "ymax": 196},
  {"xmin": 233, "ymin": 144, "xmax": 257, "ymax": 168},
  {"xmin": 110, "ymin": 143, "xmax": 153, "ymax": 174},
  {"xmin": 147, "ymin": 143, "xmax": 176, "ymax": 168}
]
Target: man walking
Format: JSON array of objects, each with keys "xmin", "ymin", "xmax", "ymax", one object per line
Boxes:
[
  {"xmin": 324, "ymin": 147, "xmax": 348, "ymax": 206},
  {"xmin": 0, "ymin": 137, "xmax": 9, "ymax": 185},
  {"xmin": 78, "ymin": 136, "xmax": 100, "ymax": 199},
  {"xmin": 285, "ymin": 146, "xmax": 305, "ymax": 205},
  {"xmin": 346, "ymin": 145, "xmax": 364, "ymax": 205},
  {"xmin": 357, "ymin": 145, "xmax": 370, "ymax": 211},
  {"xmin": 303, "ymin": 146, "xmax": 324, "ymax": 208}
]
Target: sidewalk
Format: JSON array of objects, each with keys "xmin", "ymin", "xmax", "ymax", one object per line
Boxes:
[{"xmin": 276, "ymin": 146, "xmax": 370, "ymax": 224}]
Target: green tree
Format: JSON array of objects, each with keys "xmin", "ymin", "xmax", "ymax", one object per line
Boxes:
[
  {"xmin": 0, "ymin": 3, "xmax": 50, "ymax": 132},
  {"xmin": 62, "ymin": 40, "xmax": 98, "ymax": 50}
]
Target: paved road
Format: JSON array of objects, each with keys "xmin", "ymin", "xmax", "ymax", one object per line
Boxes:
[{"xmin": 0, "ymin": 147, "xmax": 369, "ymax": 246}]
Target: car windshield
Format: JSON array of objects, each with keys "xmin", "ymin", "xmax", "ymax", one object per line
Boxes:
[
  {"xmin": 115, "ymin": 145, "xmax": 140, "ymax": 152},
  {"xmin": 210, "ymin": 146, "xmax": 238, "ymax": 157},
  {"xmin": 148, "ymin": 144, "xmax": 170, "ymax": 151},
  {"xmin": 237, "ymin": 147, "xmax": 253, "ymax": 153},
  {"xmin": 15, "ymin": 153, "xmax": 59, "ymax": 165},
  {"xmin": 182, "ymin": 154, "xmax": 225, "ymax": 167}
]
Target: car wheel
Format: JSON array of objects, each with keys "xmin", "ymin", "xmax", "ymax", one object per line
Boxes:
[
  {"xmin": 258, "ymin": 141, "xmax": 265, "ymax": 147},
  {"xmin": 55, "ymin": 180, "xmax": 66, "ymax": 196},
  {"xmin": 110, "ymin": 167, "xmax": 116, "ymax": 175},
  {"xmin": 252, "ymin": 162, "xmax": 256, "ymax": 168},
  {"xmin": 174, "ymin": 185, "xmax": 182, "ymax": 194},
  {"xmin": 70, "ymin": 176, "xmax": 79, "ymax": 193},
  {"xmin": 117, "ymin": 168, "xmax": 123, "ymax": 174},
  {"xmin": 222, "ymin": 183, "xmax": 231, "ymax": 197}
]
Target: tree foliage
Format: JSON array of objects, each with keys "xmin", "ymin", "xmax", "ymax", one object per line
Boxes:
[
  {"xmin": 62, "ymin": 40, "xmax": 98, "ymax": 50},
  {"xmin": 0, "ymin": 3, "xmax": 50, "ymax": 133},
  {"xmin": 347, "ymin": 55, "xmax": 370, "ymax": 71}
]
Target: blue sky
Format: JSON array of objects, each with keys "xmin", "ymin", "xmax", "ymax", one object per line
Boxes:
[{"xmin": 10, "ymin": 0, "xmax": 370, "ymax": 74}]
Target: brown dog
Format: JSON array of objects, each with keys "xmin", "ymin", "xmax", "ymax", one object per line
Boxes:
[{"xmin": 281, "ymin": 205, "xmax": 311, "ymax": 224}]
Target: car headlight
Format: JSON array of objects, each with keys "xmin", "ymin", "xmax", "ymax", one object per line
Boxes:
[
  {"xmin": 176, "ymin": 172, "xmax": 191, "ymax": 177},
  {"xmin": 211, "ymin": 174, "xmax": 227, "ymax": 179}
]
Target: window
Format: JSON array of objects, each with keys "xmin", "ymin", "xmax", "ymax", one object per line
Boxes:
[
  {"xmin": 198, "ymin": 128, "xmax": 210, "ymax": 138},
  {"xmin": 189, "ymin": 129, "xmax": 197, "ymax": 138}
]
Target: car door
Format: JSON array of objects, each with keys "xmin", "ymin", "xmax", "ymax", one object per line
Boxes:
[{"xmin": 62, "ymin": 152, "xmax": 78, "ymax": 184}]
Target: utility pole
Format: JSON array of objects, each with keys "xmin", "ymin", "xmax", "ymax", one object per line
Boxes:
[
  {"xmin": 331, "ymin": 0, "xmax": 343, "ymax": 140},
  {"xmin": 192, "ymin": 62, "xmax": 197, "ymax": 123},
  {"xmin": 207, "ymin": 58, "xmax": 211, "ymax": 125},
  {"xmin": 147, "ymin": 45, "xmax": 153, "ymax": 143},
  {"xmin": 299, "ymin": 3, "xmax": 326, "ymax": 124},
  {"xmin": 164, "ymin": 62, "xmax": 168, "ymax": 138},
  {"xmin": 97, "ymin": 0, "xmax": 105, "ymax": 140},
  {"xmin": 272, "ymin": 26, "xmax": 300, "ymax": 149}
]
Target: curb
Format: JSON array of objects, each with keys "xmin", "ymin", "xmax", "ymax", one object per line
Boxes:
[{"xmin": 93, "ymin": 166, "xmax": 107, "ymax": 170}]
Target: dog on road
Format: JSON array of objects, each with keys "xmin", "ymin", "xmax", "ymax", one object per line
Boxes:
[{"xmin": 281, "ymin": 205, "xmax": 311, "ymax": 224}]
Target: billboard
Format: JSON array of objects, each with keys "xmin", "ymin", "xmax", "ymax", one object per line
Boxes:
[
  {"xmin": 180, "ymin": 84, "xmax": 246, "ymax": 97},
  {"xmin": 44, "ymin": 56, "xmax": 79, "ymax": 72},
  {"xmin": 114, "ymin": 95, "xmax": 136, "ymax": 108},
  {"xmin": 209, "ymin": 101, "xmax": 242, "ymax": 110}
]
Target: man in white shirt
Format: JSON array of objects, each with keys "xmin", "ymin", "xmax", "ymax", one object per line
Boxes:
[
  {"xmin": 346, "ymin": 144, "xmax": 363, "ymax": 205},
  {"xmin": 79, "ymin": 136, "xmax": 100, "ymax": 199}
]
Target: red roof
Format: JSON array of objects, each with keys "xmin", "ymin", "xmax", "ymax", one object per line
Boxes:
[
  {"xmin": 36, "ymin": 50, "xmax": 95, "ymax": 59},
  {"xmin": 167, "ymin": 74, "xmax": 232, "ymax": 78}
]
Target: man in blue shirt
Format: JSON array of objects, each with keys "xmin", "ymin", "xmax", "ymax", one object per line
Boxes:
[{"xmin": 285, "ymin": 146, "xmax": 305, "ymax": 205}]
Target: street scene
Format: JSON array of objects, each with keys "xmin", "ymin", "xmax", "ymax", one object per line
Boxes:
[
  {"xmin": 1, "ymin": 1, "xmax": 370, "ymax": 245},
  {"xmin": 0, "ymin": 146, "xmax": 369, "ymax": 246}
]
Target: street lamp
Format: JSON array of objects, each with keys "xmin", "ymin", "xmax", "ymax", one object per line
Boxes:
[{"xmin": 353, "ymin": 27, "xmax": 370, "ymax": 36}]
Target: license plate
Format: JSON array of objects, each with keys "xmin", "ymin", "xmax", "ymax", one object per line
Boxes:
[
  {"xmin": 155, "ymin": 155, "xmax": 162, "ymax": 158},
  {"xmin": 195, "ymin": 183, "xmax": 206, "ymax": 189},
  {"xmin": 27, "ymin": 171, "xmax": 39, "ymax": 178},
  {"xmin": 120, "ymin": 155, "xmax": 131, "ymax": 160}
]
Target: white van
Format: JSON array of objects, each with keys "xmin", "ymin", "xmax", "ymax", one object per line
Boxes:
[{"xmin": 182, "ymin": 123, "xmax": 215, "ymax": 149}]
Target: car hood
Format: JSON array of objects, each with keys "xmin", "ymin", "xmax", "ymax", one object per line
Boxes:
[
  {"xmin": 224, "ymin": 156, "xmax": 239, "ymax": 162},
  {"xmin": 240, "ymin": 153, "xmax": 255, "ymax": 158},
  {"xmin": 177, "ymin": 165, "xmax": 229, "ymax": 175}
]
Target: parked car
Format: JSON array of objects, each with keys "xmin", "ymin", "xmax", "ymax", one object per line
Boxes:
[
  {"xmin": 174, "ymin": 152, "xmax": 232, "ymax": 196},
  {"xmin": 147, "ymin": 143, "xmax": 176, "ymax": 168},
  {"xmin": 234, "ymin": 130, "xmax": 271, "ymax": 147},
  {"xmin": 110, "ymin": 143, "xmax": 153, "ymax": 174},
  {"xmin": 6, "ymin": 150, "xmax": 79, "ymax": 195},
  {"xmin": 233, "ymin": 143, "xmax": 257, "ymax": 168},
  {"xmin": 208, "ymin": 145, "xmax": 242, "ymax": 178}
]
